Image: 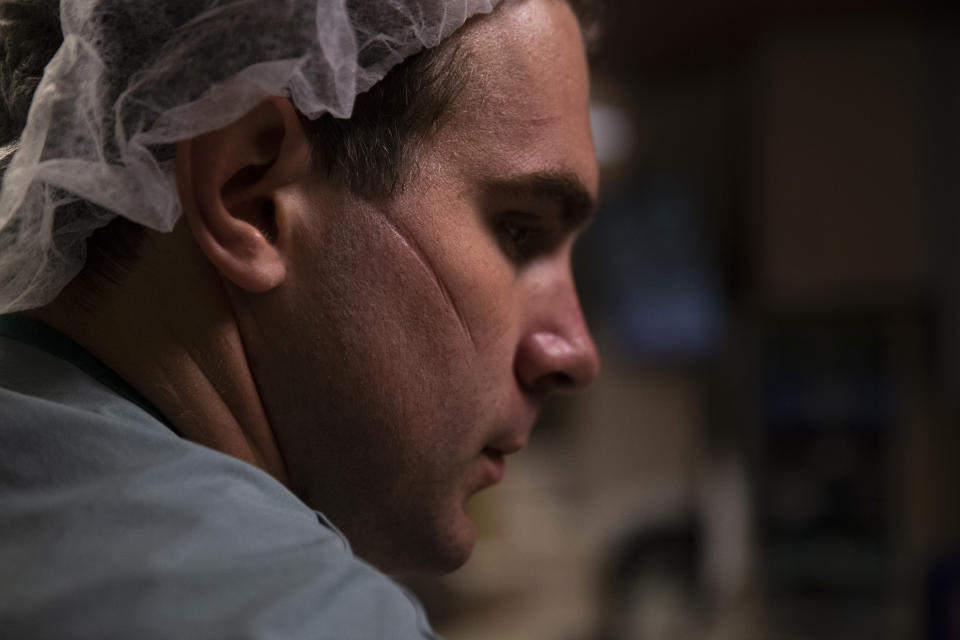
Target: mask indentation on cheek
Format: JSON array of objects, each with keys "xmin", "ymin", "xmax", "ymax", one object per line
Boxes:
[{"xmin": 375, "ymin": 213, "xmax": 478, "ymax": 351}]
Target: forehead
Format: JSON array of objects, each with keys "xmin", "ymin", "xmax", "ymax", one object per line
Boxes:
[{"xmin": 428, "ymin": 0, "xmax": 598, "ymax": 198}]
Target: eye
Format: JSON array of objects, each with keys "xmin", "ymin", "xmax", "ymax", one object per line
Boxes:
[{"xmin": 495, "ymin": 213, "xmax": 553, "ymax": 263}]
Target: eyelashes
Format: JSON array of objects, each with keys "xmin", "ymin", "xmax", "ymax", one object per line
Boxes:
[{"xmin": 494, "ymin": 212, "xmax": 556, "ymax": 264}]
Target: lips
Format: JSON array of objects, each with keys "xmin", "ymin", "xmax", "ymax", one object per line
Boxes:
[
  {"xmin": 481, "ymin": 447, "xmax": 506, "ymax": 484},
  {"xmin": 478, "ymin": 395, "xmax": 539, "ymax": 486},
  {"xmin": 486, "ymin": 404, "xmax": 537, "ymax": 456},
  {"xmin": 482, "ymin": 447, "xmax": 505, "ymax": 464}
]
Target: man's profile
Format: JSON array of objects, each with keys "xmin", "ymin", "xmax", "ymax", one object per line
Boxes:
[{"xmin": 0, "ymin": 0, "xmax": 600, "ymax": 636}]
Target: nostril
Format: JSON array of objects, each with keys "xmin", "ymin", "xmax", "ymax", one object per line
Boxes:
[
  {"xmin": 530, "ymin": 371, "xmax": 575, "ymax": 395},
  {"xmin": 515, "ymin": 328, "xmax": 600, "ymax": 395},
  {"xmin": 548, "ymin": 371, "xmax": 575, "ymax": 388}
]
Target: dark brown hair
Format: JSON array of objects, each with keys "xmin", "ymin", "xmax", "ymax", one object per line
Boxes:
[{"xmin": 297, "ymin": 38, "xmax": 467, "ymax": 200}]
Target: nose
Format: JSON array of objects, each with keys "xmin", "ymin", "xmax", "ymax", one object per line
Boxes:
[{"xmin": 514, "ymin": 282, "xmax": 600, "ymax": 396}]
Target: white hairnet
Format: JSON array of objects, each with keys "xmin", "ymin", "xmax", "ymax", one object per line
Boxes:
[{"xmin": 0, "ymin": 0, "xmax": 499, "ymax": 313}]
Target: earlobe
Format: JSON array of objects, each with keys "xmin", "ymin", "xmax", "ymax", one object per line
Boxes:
[{"xmin": 175, "ymin": 97, "xmax": 311, "ymax": 293}]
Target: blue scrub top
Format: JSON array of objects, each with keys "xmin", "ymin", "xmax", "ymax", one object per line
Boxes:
[{"xmin": 0, "ymin": 315, "xmax": 440, "ymax": 639}]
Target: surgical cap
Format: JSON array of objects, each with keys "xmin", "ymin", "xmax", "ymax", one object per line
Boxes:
[{"xmin": 0, "ymin": 0, "xmax": 499, "ymax": 313}]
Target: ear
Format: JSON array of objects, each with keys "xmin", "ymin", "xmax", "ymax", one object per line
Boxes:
[{"xmin": 175, "ymin": 97, "xmax": 312, "ymax": 292}]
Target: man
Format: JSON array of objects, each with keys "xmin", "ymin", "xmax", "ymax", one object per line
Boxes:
[{"xmin": 0, "ymin": 0, "xmax": 599, "ymax": 636}]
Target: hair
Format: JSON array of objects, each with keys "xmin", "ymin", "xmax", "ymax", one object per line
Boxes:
[
  {"xmin": 300, "ymin": 0, "xmax": 602, "ymax": 199},
  {"xmin": 0, "ymin": 0, "xmax": 601, "ymax": 298},
  {"xmin": 0, "ymin": 1, "xmax": 60, "ymax": 148},
  {"xmin": 297, "ymin": 37, "xmax": 468, "ymax": 200}
]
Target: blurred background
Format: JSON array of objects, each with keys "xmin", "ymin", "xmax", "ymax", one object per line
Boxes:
[{"xmin": 408, "ymin": 2, "xmax": 960, "ymax": 638}]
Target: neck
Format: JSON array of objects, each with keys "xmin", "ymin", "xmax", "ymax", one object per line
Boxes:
[{"xmin": 28, "ymin": 223, "xmax": 289, "ymax": 485}]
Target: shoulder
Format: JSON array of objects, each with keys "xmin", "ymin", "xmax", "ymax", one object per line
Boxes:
[{"xmin": 0, "ymin": 336, "xmax": 438, "ymax": 639}]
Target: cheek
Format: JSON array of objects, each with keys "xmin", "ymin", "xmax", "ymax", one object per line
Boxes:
[
  {"xmin": 254, "ymin": 197, "xmax": 521, "ymax": 557},
  {"xmin": 392, "ymin": 208, "xmax": 518, "ymax": 354},
  {"xmin": 278, "ymin": 199, "xmax": 521, "ymax": 445},
  {"xmin": 446, "ymin": 246, "xmax": 517, "ymax": 348},
  {"xmin": 291, "ymin": 206, "xmax": 507, "ymax": 413}
]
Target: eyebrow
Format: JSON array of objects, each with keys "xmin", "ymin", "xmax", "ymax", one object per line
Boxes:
[{"xmin": 480, "ymin": 171, "xmax": 598, "ymax": 230}]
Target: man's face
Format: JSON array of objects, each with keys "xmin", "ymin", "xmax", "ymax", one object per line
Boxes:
[{"xmin": 250, "ymin": 0, "xmax": 599, "ymax": 574}]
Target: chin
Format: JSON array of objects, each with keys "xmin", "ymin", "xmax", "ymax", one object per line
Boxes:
[
  {"xmin": 427, "ymin": 527, "xmax": 476, "ymax": 576},
  {"xmin": 376, "ymin": 507, "xmax": 478, "ymax": 578}
]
